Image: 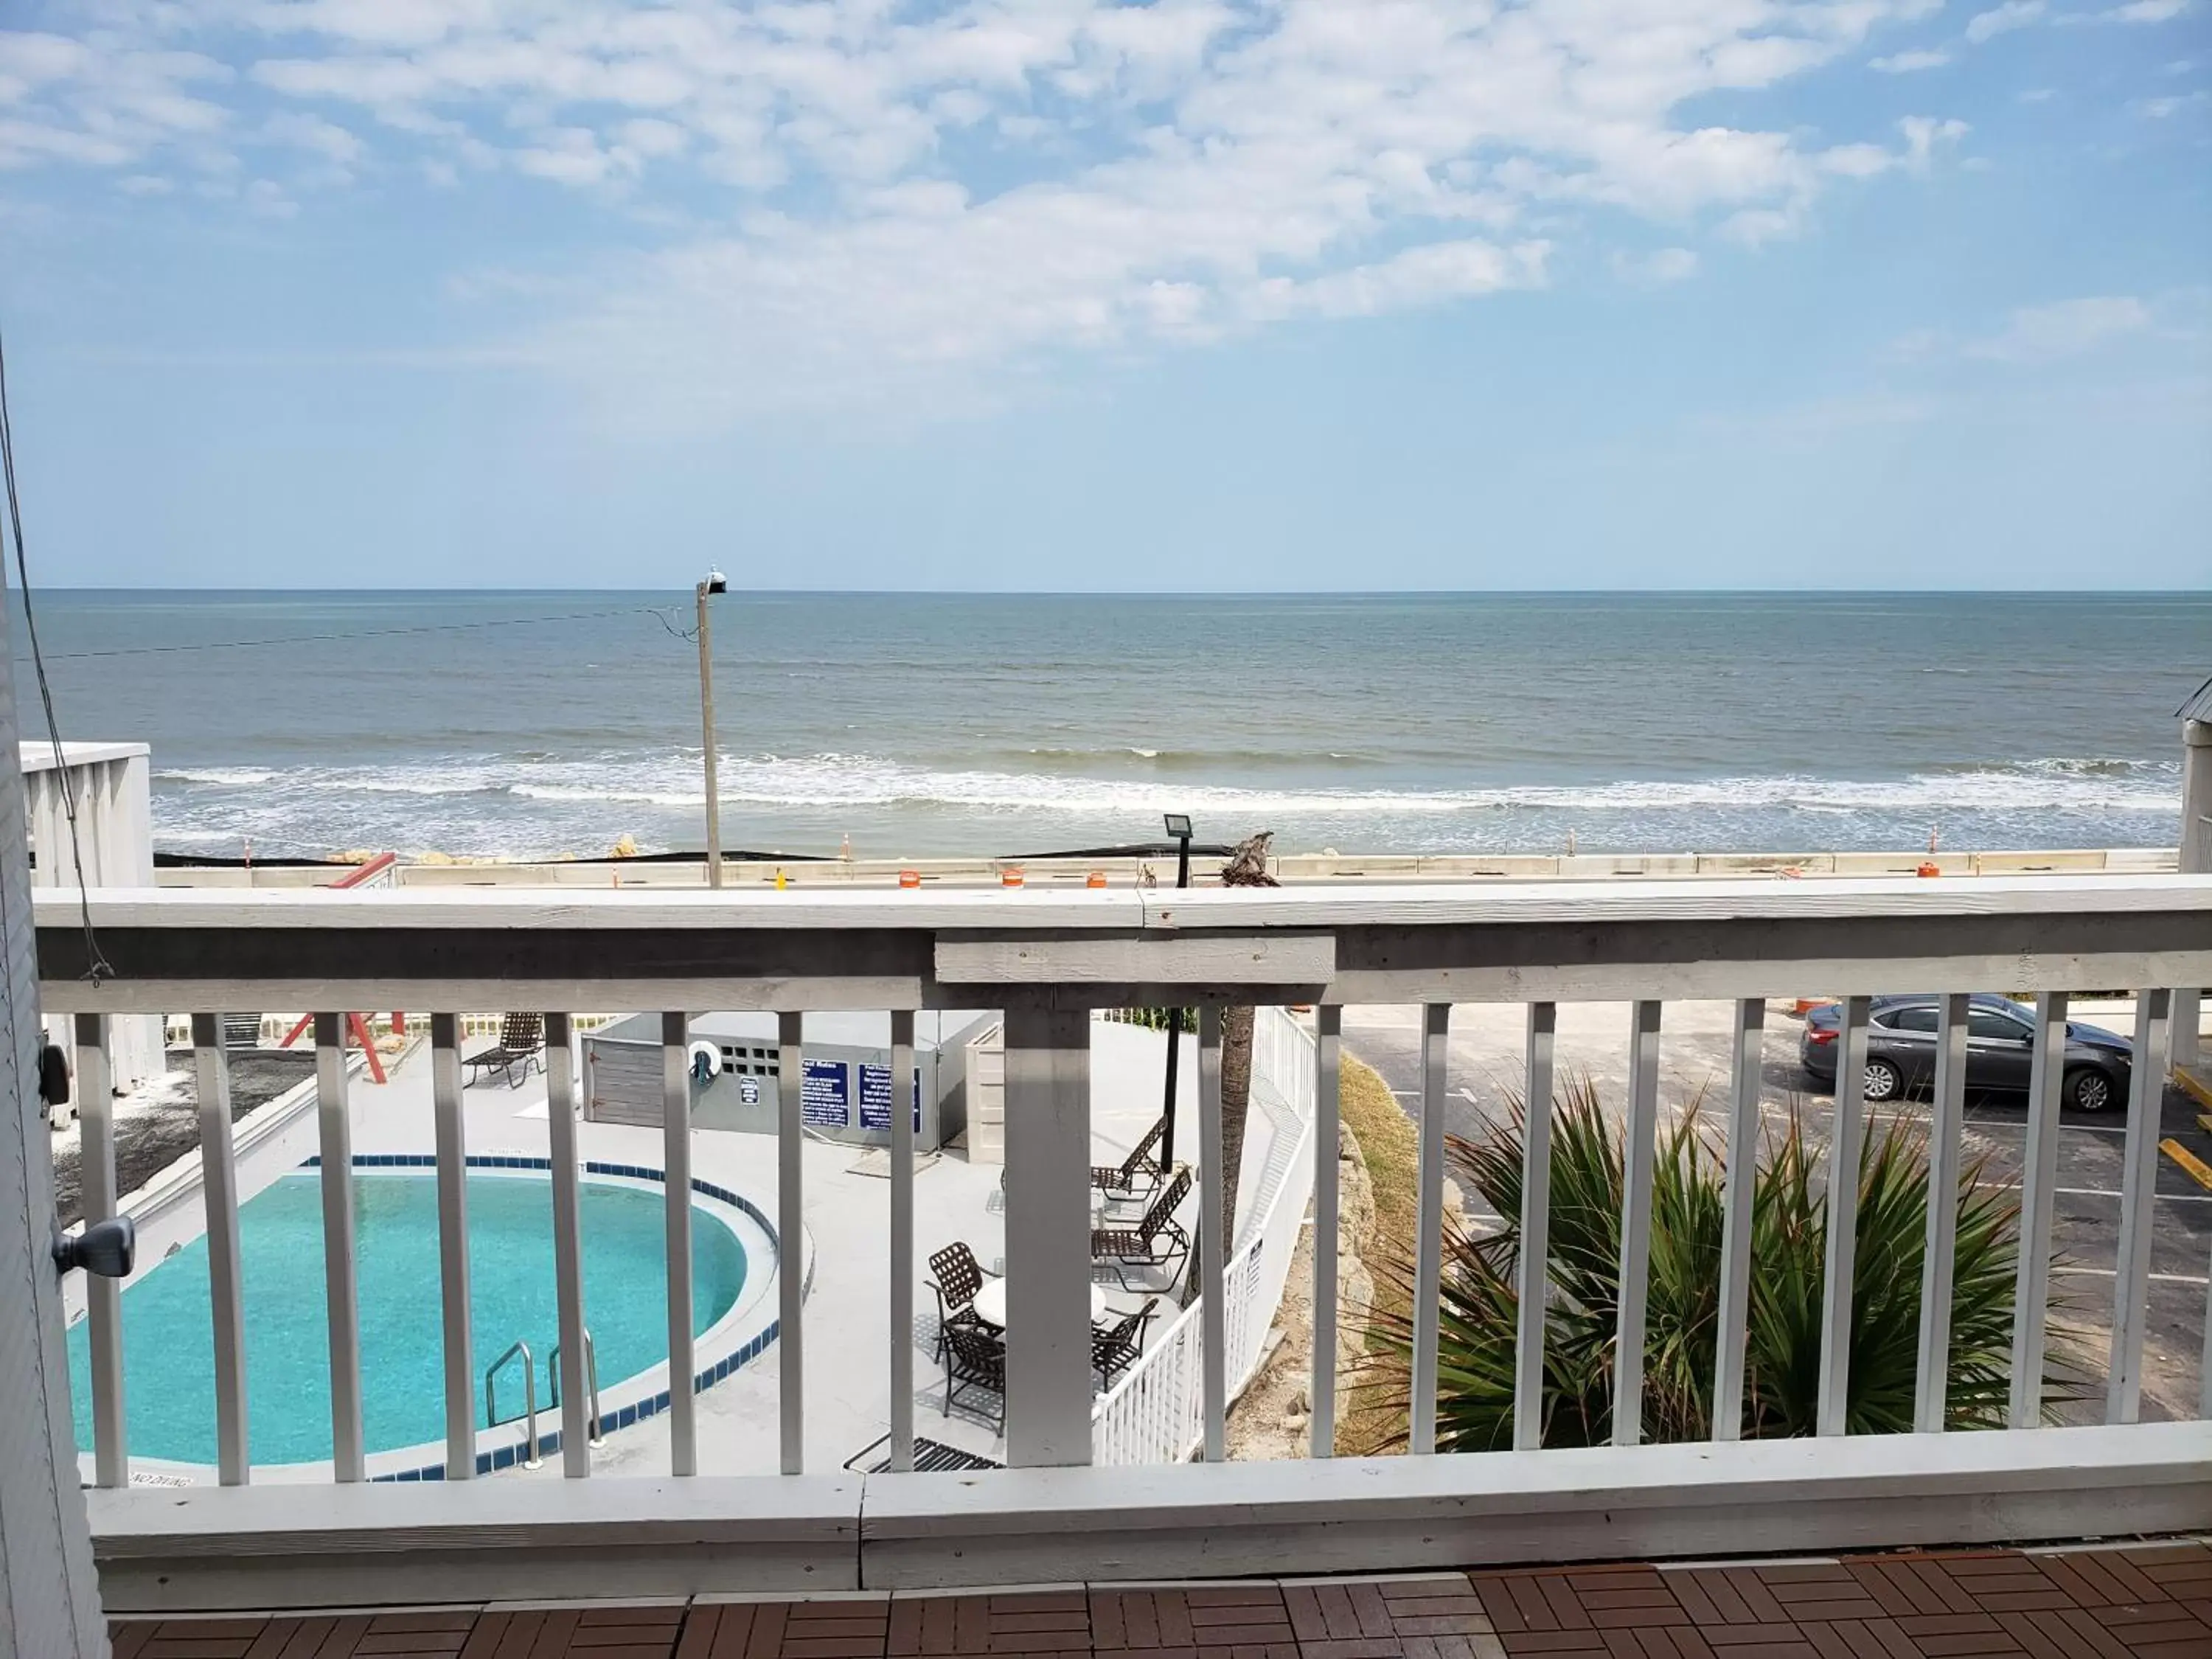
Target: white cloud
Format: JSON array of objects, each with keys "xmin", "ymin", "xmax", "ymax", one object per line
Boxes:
[
  {"xmin": 5, "ymin": 0, "xmax": 1966, "ymax": 416},
  {"xmin": 1899, "ymin": 114, "xmax": 1970, "ymax": 169},
  {"xmin": 1871, "ymin": 48, "xmax": 1954, "ymax": 69},
  {"xmin": 0, "ymin": 29, "xmax": 231, "ymax": 170},
  {"xmin": 243, "ymin": 177, "xmax": 298, "ymax": 217},
  {"xmin": 1883, "ymin": 294, "xmax": 2193, "ymax": 366},
  {"xmin": 1967, "ymin": 296, "xmax": 2154, "ymax": 361},
  {"xmin": 1616, "ymin": 246, "xmax": 1701, "ymax": 282},
  {"xmin": 265, "ymin": 110, "xmax": 362, "ymax": 167},
  {"xmin": 1965, "ymin": 0, "xmax": 2047, "ymax": 40},
  {"xmin": 2101, "ymin": 0, "xmax": 2190, "ymax": 20}
]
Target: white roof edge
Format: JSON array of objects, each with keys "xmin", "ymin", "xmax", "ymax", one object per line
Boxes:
[{"xmin": 18, "ymin": 740, "xmax": 150, "ymax": 772}]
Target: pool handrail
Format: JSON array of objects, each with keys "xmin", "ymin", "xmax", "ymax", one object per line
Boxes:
[
  {"xmin": 484, "ymin": 1339, "xmax": 542, "ymax": 1471},
  {"xmin": 548, "ymin": 1329, "xmax": 605, "ymax": 1450}
]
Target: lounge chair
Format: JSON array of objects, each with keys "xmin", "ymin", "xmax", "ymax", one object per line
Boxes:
[
  {"xmin": 1091, "ymin": 1296, "xmax": 1159, "ymax": 1386},
  {"xmin": 925, "ymin": 1241, "xmax": 988, "ymax": 1371},
  {"xmin": 942, "ymin": 1322, "xmax": 1007, "ymax": 1431},
  {"xmin": 843, "ymin": 1432, "xmax": 1002, "ymax": 1473},
  {"xmin": 465, "ymin": 1012, "xmax": 545, "ymax": 1088},
  {"xmin": 1090, "ymin": 1116, "xmax": 1169, "ymax": 1206},
  {"xmin": 1090, "ymin": 1166, "xmax": 1192, "ymax": 1290}
]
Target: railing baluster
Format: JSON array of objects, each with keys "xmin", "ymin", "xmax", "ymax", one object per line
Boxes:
[
  {"xmin": 74, "ymin": 1012, "xmax": 127, "ymax": 1489},
  {"xmin": 661, "ymin": 1011, "xmax": 697, "ymax": 1477},
  {"xmin": 431, "ymin": 1013, "xmax": 473, "ymax": 1478},
  {"xmin": 1711, "ymin": 998, "xmax": 1762, "ymax": 1443},
  {"xmin": 889, "ymin": 1008, "xmax": 916, "ymax": 1472},
  {"xmin": 2110, "ymin": 987, "xmax": 2172, "ymax": 1424},
  {"xmin": 1514, "ymin": 1001, "xmax": 1556, "ymax": 1453},
  {"xmin": 546, "ymin": 1013, "xmax": 591, "ymax": 1476},
  {"xmin": 1613, "ymin": 999, "xmax": 1662, "ymax": 1447},
  {"xmin": 313, "ymin": 1012, "xmax": 364, "ymax": 1483},
  {"xmin": 1411, "ymin": 1002, "xmax": 1449, "ymax": 1455},
  {"xmin": 1818, "ymin": 995, "xmax": 1872, "ymax": 1437},
  {"xmin": 778, "ymin": 1009, "xmax": 805, "ymax": 1474},
  {"xmin": 1199, "ymin": 1006, "xmax": 1228, "ymax": 1462},
  {"xmin": 2202, "ymin": 1245, "xmax": 2212, "ymax": 1422},
  {"xmin": 191, "ymin": 1013, "xmax": 251, "ymax": 1485},
  {"xmin": 2008, "ymin": 992, "xmax": 2068, "ymax": 1430},
  {"xmin": 1915, "ymin": 993, "xmax": 1970, "ymax": 1433},
  {"xmin": 1310, "ymin": 1005, "xmax": 1341, "ymax": 1459}
]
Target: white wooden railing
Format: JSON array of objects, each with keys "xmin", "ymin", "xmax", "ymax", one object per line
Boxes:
[
  {"xmin": 1092, "ymin": 1006, "xmax": 1315, "ymax": 1465},
  {"xmin": 32, "ymin": 874, "xmax": 2212, "ymax": 1604}
]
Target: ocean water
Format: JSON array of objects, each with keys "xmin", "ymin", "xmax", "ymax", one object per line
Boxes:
[{"xmin": 14, "ymin": 591, "xmax": 2208, "ymax": 861}]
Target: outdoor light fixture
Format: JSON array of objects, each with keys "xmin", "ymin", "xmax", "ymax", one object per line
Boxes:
[
  {"xmin": 703, "ymin": 567, "xmax": 728, "ymax": 596},
  {"xmin": 1163, "ymin": 813, "xmax": 1192, "ymax": 840}
]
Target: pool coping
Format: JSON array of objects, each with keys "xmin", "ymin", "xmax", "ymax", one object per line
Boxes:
[{"xmin": 86, "ymin": 1153, "xmax": 804, "ymax": 1486}]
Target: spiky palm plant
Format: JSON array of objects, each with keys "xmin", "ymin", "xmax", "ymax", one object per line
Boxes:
[{"xmin": 1353, "ymin": 1076, "xmax": 2083, "ymax": 1451}]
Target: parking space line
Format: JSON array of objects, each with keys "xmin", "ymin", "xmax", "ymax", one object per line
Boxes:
[
  {"xmin": 2053, "ymin": 1266, "xmax": 2212, "ymax": 1286},
  {"xmin": 2160, "ymin": 1138, "xmax": 2212, "ymax": 1192},
  {"xmin": 1989, "ymin": 1184, "xmax": 2212, "ymax": 1203}
]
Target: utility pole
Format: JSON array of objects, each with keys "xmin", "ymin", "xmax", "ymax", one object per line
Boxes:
[
  {"xmin": 697, "ymin": 569, "xmax": 727, "ymax": 889},
  {"xmin": 1160, "ymin": 813, "xmax": 1194, "ymax": 1166}
]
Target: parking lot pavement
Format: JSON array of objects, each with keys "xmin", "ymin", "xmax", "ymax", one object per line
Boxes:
[{"xmin": 1342, "ymin": 997, "xmax": 2211, "ymax": 1425}]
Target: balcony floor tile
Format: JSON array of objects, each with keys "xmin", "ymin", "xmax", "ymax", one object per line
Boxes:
[{"xmin": 107, "ymin": 1543, "xmax": 2211, "ymax": 1659}]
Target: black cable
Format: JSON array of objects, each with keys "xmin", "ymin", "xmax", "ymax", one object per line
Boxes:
[
  {"xmin": 0, "ymin": 321, "xmax": 112, "ymax": 980},
  {"xmin": 43, "ymin": 602, "xmax": 691, "ymax": 661}
]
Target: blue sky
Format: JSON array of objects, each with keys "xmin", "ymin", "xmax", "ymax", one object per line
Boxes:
[{"xmin": 0, "ymin": 0, "xmax": 2206, "ymax": 591}]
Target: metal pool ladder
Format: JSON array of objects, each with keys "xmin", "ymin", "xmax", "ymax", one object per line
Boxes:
[
  {"xmin": 484, "ymin": 1339, "xmax": 544, "ymax": 1470},
  {"xmin": 549, "ymin": 1330, "xmax": 605, "ymax": 1448}
]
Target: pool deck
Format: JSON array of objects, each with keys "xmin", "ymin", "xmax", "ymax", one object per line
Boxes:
[{"xmin": 192, "ymin": 1015, "xmax": 1232, "ymax": 1478}]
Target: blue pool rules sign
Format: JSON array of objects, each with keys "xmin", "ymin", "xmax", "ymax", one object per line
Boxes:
[
  {"xmin": 801, "ymin": 1058, "xmax": 849, "ymax": 1128},
  {"xmin": 858, "ymin": 1065, "xmax": 923, "ymax": 1133}
]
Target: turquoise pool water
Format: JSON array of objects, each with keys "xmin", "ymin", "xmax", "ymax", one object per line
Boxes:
[{"xmin": 68, "ymin": 1171, "xmax": 748, "ymax": 1467}]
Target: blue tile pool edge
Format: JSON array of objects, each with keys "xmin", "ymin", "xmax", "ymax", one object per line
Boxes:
[{"xmin": 295, "ymin": 1153, "xmax": 784, "ymax": 1483}]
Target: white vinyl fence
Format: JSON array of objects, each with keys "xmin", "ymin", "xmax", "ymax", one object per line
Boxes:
[{"xmin": 1092, "ymin": 1006, "xmax": 1317, "ymax": 1465}]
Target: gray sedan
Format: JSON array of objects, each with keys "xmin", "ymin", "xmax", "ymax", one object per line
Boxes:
[{"xmin": 1799, "ymin": 993, "xmax": 2135, "ymax": 1113}]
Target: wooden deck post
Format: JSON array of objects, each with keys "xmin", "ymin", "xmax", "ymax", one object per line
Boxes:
[
  {"xmin": 1002, "ymin": 1000, "xmax": 1093, "ymax": 1467},
  {"xmin": 0, "ymin": 560, "xmax": 108, "ymax": 1656}
]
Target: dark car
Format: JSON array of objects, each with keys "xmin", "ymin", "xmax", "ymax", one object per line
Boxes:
[{"xmin": 1800, "ymin": 993, "xmax": 2133, "ymax": 1113}]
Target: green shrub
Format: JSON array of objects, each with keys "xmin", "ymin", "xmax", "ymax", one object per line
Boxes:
[{"xmin": 1353, "ymin": 1076, "xmax": 2085, "ymax": 1448}]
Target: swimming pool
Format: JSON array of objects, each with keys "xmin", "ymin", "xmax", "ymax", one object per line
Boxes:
[{"xmin": 67, "ymin": 1169, "xmax": 750, "ymax": 1468}]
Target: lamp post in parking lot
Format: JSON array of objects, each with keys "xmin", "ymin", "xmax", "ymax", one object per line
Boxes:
[
  {"xmin": 697, "ymin": 568, "xmax": 728, "ymax": 889},
  {"xmin": 1161, "ymin": 813, "xmax": 1194, "ymax": 1166}
]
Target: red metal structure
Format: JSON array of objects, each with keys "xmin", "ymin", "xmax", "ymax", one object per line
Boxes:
[{"xmin": 276, "ymin": 854, "xmax": 400, "ymax": 1082}]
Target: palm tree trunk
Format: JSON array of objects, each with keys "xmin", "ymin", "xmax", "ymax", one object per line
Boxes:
[
  {"xmin": 1206, "ymin": 831, "xmax": 1277, "ymax": 1276},
  {"xmin": 1218, "ymin": 1003, "xmax": 1255, "ymax": 1246}
]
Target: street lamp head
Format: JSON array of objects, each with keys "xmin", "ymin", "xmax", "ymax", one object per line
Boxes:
[
  {"xmin": 701, "ymin": 568, "xmax": 728, "ymax": 596},
  {"xmin": 1163, "ymin": 813, "xmax": 1192, "ymax": 841}
]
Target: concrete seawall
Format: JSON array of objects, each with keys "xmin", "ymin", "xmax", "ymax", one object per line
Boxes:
[{"xmin": 156, "ymin": 844, "xmax": 2180, "ymax": 890}]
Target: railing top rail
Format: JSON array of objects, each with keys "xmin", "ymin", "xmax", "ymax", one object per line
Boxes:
[
  {"xmin": 37, "ymin": 874, "xmax": 2212, "ymax": 1015},
  {"xmin": 29, "ymin": 871, "xmax": 2212, "ymax": 934}
]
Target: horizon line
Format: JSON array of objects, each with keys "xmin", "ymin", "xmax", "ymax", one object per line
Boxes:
[{"xmin": 14, "ymin": 585, "xmax": 2211, "ymax": 599}]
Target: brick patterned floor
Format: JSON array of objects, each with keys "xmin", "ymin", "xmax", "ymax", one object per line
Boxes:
[{"xmin": 105, "ymin": 1542, "xmax": 2212, "ymax": 1659}]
